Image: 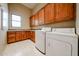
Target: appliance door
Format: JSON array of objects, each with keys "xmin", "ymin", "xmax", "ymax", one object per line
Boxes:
[
  {"xmin": 46, "ymin": 37, "xmax": 71, "ymax": 56},
  {"xmin": 46, "ymin": 32, "xmax": 78, "ymax": 56},
  {"xmin": 35, "ymin": 30, "xmax": 46, "ymax": 54}
]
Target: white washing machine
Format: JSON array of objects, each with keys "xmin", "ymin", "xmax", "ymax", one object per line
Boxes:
[
  {"xmin": 35, "ymin": 27, "xmax": 51, "ymax": 54},
  {"xmin": 46, "ymin": 28, "xmax": 78, "ymax": 56}
]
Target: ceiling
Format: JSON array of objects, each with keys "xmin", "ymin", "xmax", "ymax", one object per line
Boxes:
[{"xmin": 21, "ymin": 3, "xmax": 39, "ymax": 9}]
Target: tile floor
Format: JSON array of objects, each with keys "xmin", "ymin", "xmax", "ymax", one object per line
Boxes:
[{"xmin": 2, "ymin": 40, "xmax": 44, "ymax": 56}]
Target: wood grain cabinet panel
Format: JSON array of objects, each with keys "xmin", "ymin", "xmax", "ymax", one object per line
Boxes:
[
  {"xmin": 30, "ymin": 31, "xmax": 35, "ymax": 43},
  {"xmin": 44, "ymin": 4, "xmax": 55, "ymax": 24},
  {"xmin": 21, "ymin": 31, "xmax": 26, "ymax": 40},
  {"xmin": 66, "ymin": 4, "xmax": 74, "ymax": 20},
  {"xmin": 34, "ymin": 13, "xmax": 39, "ymax": 26},
  {"xmin": 26, "ymin": 31, "xmax": 31, "ymax": 39},
  {"xmin": 15, "ymin": 31, "xmax": 22, "ymax": 41},
  {"xmin": 30, "ymin": 16, "xmax": 35, "ymax": 27},
  {"xmin": 39, "ymin": 8, "xmax": 44, "ymax": 25},
  {"xmin": 30, "ymin": 3, "xmax": 75, "ymax": 27},
  {"xmin": 49, "ymin": 4, "xmax": 55, "ymax": 22},
  {"xmin": 7, "ymin": 31, "xmax": 35, "ymax": 44},
  {"xmin": 55, "ymin": 3, "xmax": 75, "ymax": 22},
  {"xmin": 7, "ymin": 32, "xmax": 15, "ymax": 43},
  {"xmin": 55, "ymin": 4, "xmax": 67, "ymax": 22}
]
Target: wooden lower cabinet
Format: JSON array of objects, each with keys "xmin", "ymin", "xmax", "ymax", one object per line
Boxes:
[
  {"xmin": 7, "ymin": 31, "xmax": 15, "ymax": 43},
  {"xmin": 15, "ymin": 31, "xmax": 22, "ymax": 41},
  {"xmin": 30, "ymin": 31, "xmax": 35, "ymax": 43},
  {"xmin": 7, "ymin": 31, "xmax": 35, "ymax": 44},
  {"xmin": 22, "ymin": 31, "xmax": 27, "ymax": 40},
  {"xmin": 26, "ymin": 31, "xmax": 35, "ymax": 42},
  {"xmin": 26, "ymin": 31, "xmax": 31, "ymax": 39}
]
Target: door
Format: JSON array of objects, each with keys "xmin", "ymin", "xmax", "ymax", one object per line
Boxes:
[
  {"xmin": 66, "ymin": 4, "xmax": 74, "ymax": 20},
  {"xmin": 21, "ymin": 31, "xmax": 26, "ymax": 40},
  {"xmin": 39, "ymin": 8, "xmax": 44, "ymax": 25},
  {"xmin": 30, "ymin": 15, "xmax": 35, "ymax": 27},
  {"xmin": 55, "ymin": 3, "xmax": 68, "ymax": 22},
  {"xmin": 34, "ymin": 13, "xmax": 39, "ymax": 26},
  {"xmin": 26, "ymin": 31, "xmax": 31, "ymax": 39},
  {"xmin": 7, "ymin": 32, "xmax": 15, "ymax": 43},
  {"xmin": 55, "ymin": 3, "xmax": 74, "ymax": 22},
  {"xmin": 46, "ymin": 38, "xmax": 71, "ymax": 56},
  {"xmin": 35, "ymin": 30, "xmax": 46, "ymax": 53},
  {"xmin": 16, "ymin": 31, "xmax": 22, "ymax": 41},
  {"xmin": 44, "ymin": 4, "xmax": 55, "ymax": 24},
  {"xmin": 30, "ymin": 31, "xmax": 35, "ymax": 43}
]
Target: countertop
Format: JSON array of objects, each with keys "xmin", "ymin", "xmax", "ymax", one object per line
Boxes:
[{"xmin": 7, "ymin": 29, "xmax": 41, "ymax": 32}]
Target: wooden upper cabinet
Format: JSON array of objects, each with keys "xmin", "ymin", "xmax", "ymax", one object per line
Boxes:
[
  {"xmin": 30, "ymin": 3, "xmax": 75, "ymax": 27},
  {"xmin": 39, "ymin": 8, "xmax": 44, "ymax": 25},
  {"xmin": 44, "ymin": 4, "xmax": 55, "ymax": 24},
  {"xmin": 55, "ymin": 3, "xmax": 74, "ymax": 22},
  {"xmin": 34, "ymin": 13, "xmax": 39, "ymax": 26},
  {"xmin": 30, "ymin": 15, "xmax": 35, "ymax": 27},
  {"xmin": 66, "ymin": 4, "xmax": 75, "ymax": 19},
  {"xmin": 49, "ymin": 4, "xmax": 55, "ymax": 22},
  {"xmin": 55, "ymin": 4, "xmax": 67, "ymax": 21}
]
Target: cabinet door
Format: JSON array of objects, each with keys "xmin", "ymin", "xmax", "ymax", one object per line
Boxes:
[
  {"xmin": 22, "ymin": 31, "xmax": 26, "ymax": 40},
  {"xmin": 46, "ymin": 38, "xmax": 71, "ymax": 56},
  {"xmin": 30, "ymin": 16, "xmax": 35, "ymax": 27},
  {"xmin": 39, "ymin": 9, "xmax": 44, "ymax": 25},
  {"xmin": 66, "ymin": 4, "xmax": 74, "ymax": 20},
  {"xmin": 26, "ymin": 31, "xmax": 31, "ymax": 39},
  {"xmin": 7, "ymin": 32, "xmax": 15, "ymax": 43},
  {"xmin": 55, "ymin": 4, "xmax": 67, "ymax": 22},
  {"xmin": 16, "ymin": 31, "xmax": 22, "ymax": 41},
  {"xmin": 30, "ymin": 31, "xmax": 35, "ymax": 43},
  {"xmin": 44, "ymin": 4, "xmax": 55, "ymax": 24},
  {"xmin": 49, "ymin": 4, "xmax": 55, "ymax": 22},
  {"xmin": 34, "ymin": 13, "xmax": 39, "ymax": 26},
  {"xmin": 55, "ymin": 3, "xmax": 74, "ymax": 22}
]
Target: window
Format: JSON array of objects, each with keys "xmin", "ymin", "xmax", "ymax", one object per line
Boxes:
[{"xmin": 12, "ymin": 15, "xmax": 21, "ymax": 27}]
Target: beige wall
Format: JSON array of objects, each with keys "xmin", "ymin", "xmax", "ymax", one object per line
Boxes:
[
  {"xmin": 32, "ymin": 3, "xmax": 75, "ymax": 29},
  {"xmin": 32, "ymin": 3, "xmax": 47, "ymax": 15},
  {"xmin": 8, "ymin": 3, "xmax": 32, "ymax": 30},
  {"xmin": 32, "ymin": 20, "xmax": 75, "ymax": 29},
  {"xmin": 76, "ymin": 3, "xmax": 79, "ymax": 35},
  {"xmin": 0, "ymin": 3, "xmax": 8, "ymax": 55}
]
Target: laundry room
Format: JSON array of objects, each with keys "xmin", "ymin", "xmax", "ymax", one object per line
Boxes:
[{"xmin": 0, "ymin": 3, "xmax": 79, "ymax": 56}]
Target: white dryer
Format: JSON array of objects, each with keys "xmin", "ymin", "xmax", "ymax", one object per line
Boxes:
[
  {"xmin": 35, "ymin": 27, "xmax": 51, "ymax": 54},
  {"xmin": 46, "ymin": 28, "xmax": 78, "ymax": 56}
]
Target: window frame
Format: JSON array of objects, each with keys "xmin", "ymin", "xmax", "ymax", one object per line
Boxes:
[{"xmin": 11, "ymin": 14, "xmax": 21, "ymax": 28}]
